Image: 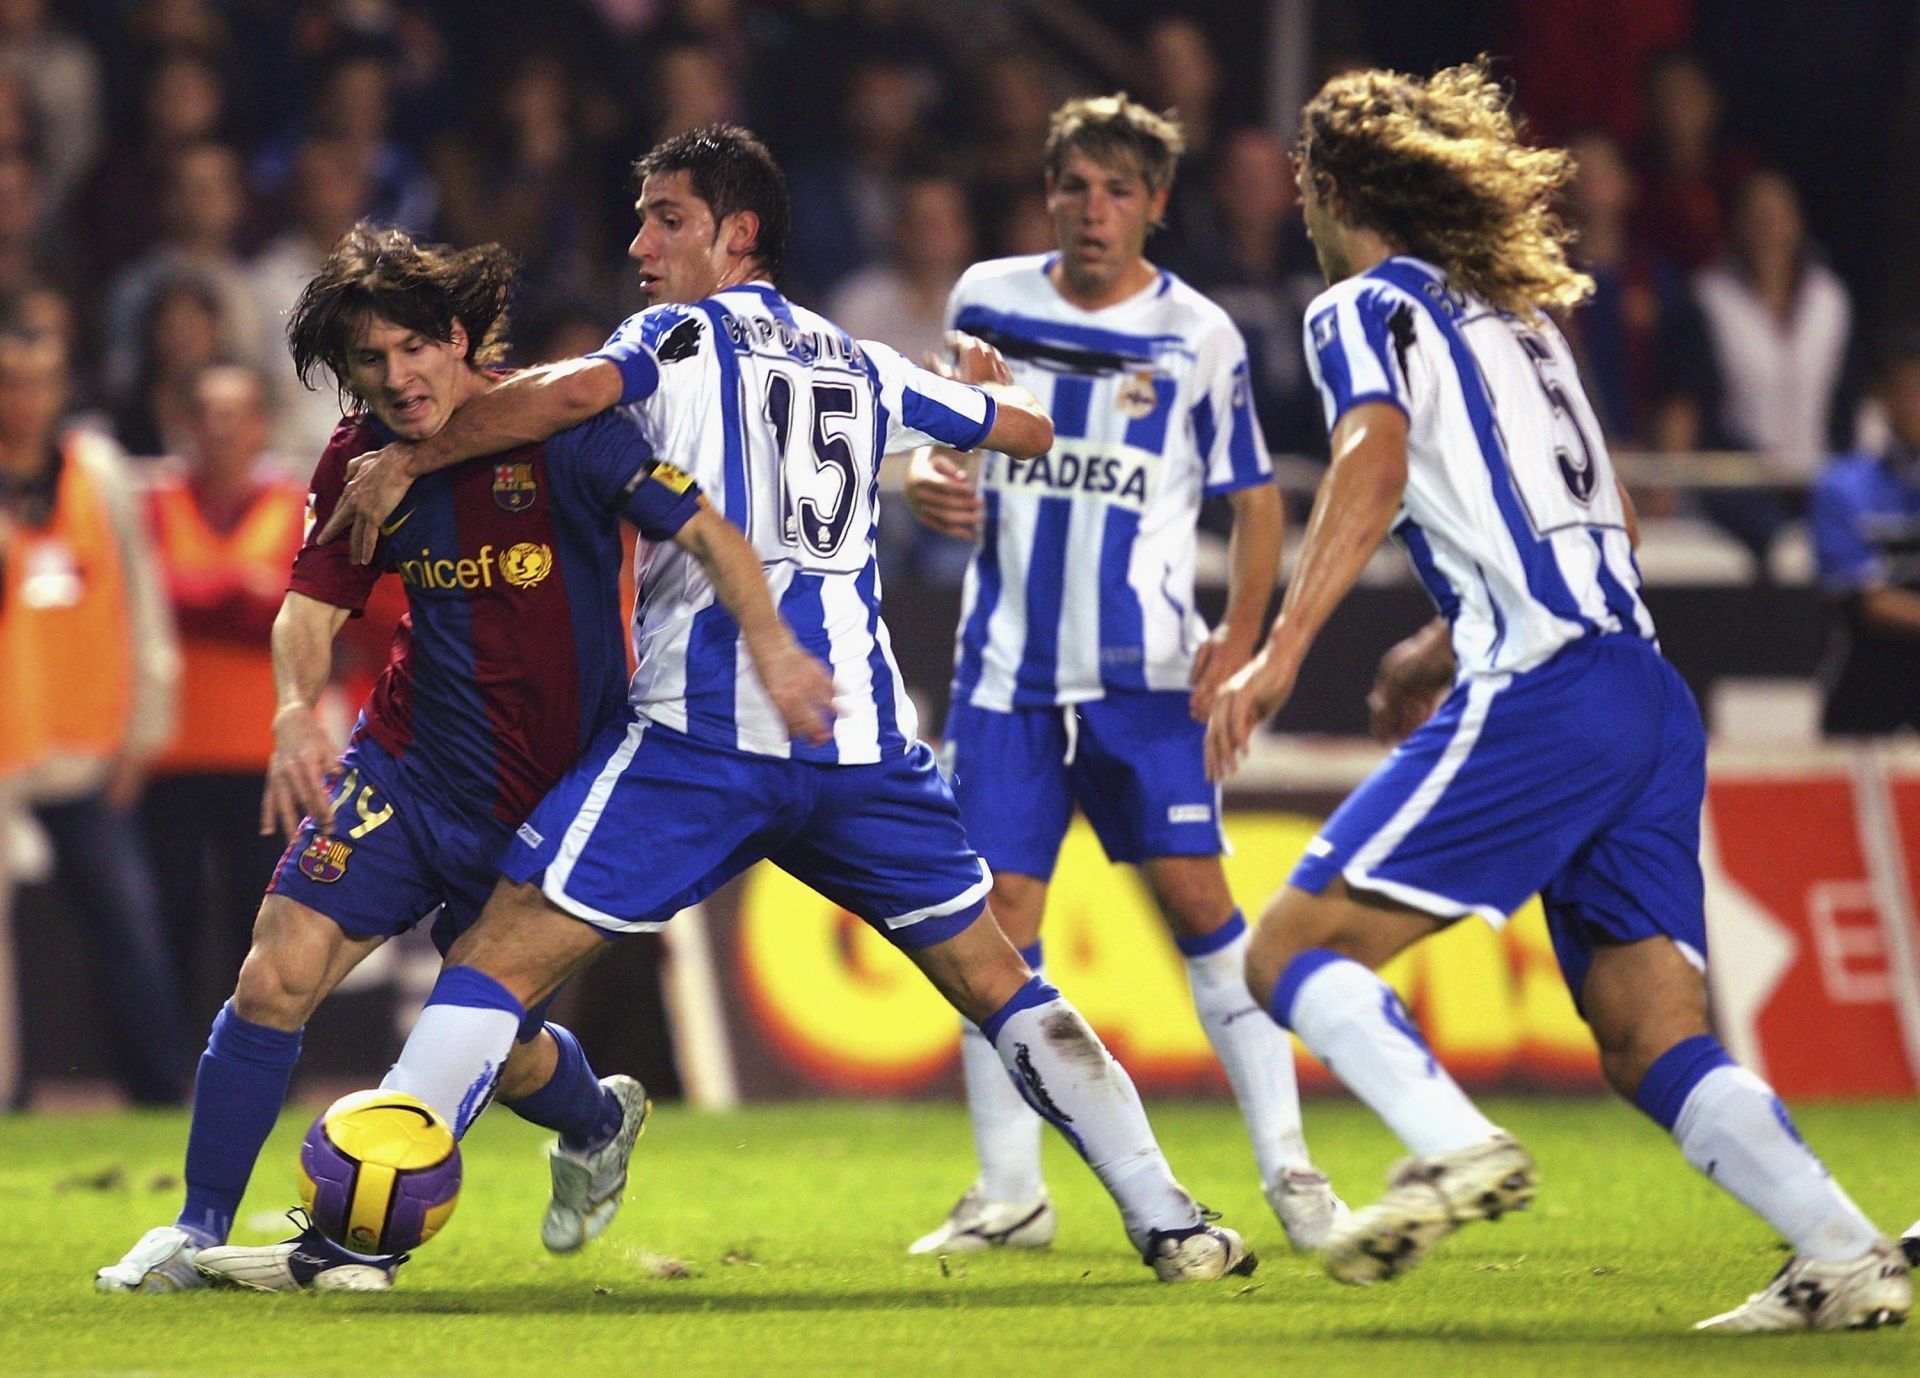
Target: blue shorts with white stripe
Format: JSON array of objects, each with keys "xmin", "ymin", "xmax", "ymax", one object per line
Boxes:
[
  {"xmin": 501, "ymin": 709, "xmax": 991, "ymax": 949},
  {"xmin": 1290, "ymin": 632, "xmax": 1707, "ymax": 1004}
]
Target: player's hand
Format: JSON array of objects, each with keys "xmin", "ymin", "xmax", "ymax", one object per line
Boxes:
[
  {"xmin": 1188, "ymin": 623, "xmax": 1258, "ymax": 721},
  {"xmin": 904, "ymin": 447, "xmax": 982, "ymax": 539},
  {"xmin": 751, "ymin": 635, "xmax": 839, "ymax": 746},
  {"xmin": 318, "ymin": 443, "xmax": 417, "ymax": 565},
  {"xmin": 932, "ymin": 331, "xmax": 1014, "ymax": 387},
  {"xmin": 261, "ymin": 704, "xmax": 336, "ymax": 840},
  {"xmin": 1204, "ymin": 647, "xmax": 1296, "ymax": 783},
  {"xmin": 1366, "ymin": 623, "xmax": 1455, "ymax": 744}
]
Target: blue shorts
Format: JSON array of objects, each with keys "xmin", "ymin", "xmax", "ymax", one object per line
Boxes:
[
  {"xmin": 1290, "ymin": 635, "xmax": 1707, "ymax": 1004},
  {"xmin": 502, "ymin": 713, "xmax": 991, "ymax": 949},
  {"xmin": 943, "ymin": 691, "xmax": 1226, "ymax": 879}
]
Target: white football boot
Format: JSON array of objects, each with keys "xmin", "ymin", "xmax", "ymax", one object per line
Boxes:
[
  {"xmin": 95, "ymin": 1225, "xmax": 205, "ymax": 1293},
  {"xmin": 542, "ymin": 1074, "xmax": 650, "ymax": 1253},
  {"xmin": 1142, "ymin": 1221, "xmax": 1258, "ymax": 1282},
  {"xmin": 194, "ymin": 1211, "xmax": 404, "ymax": 1292},
  {"xmin": 907, "ymin": 1184, "xmax": 1057, "ymax": 1254},
  {"xmin": 1324, "ymin": 1131, "xmax": 1536, "ymax": 1285},
  {"xmin": 1694, "ymin": 1239, "xmax": 1912, "ymax": 1333},
  {"xmin": 1265, "ymin": 1165, "xmax": 1351, "ymax": 1251}
]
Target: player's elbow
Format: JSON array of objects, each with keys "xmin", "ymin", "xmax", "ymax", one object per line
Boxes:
[{"xmin": 992, "ymin": 403, "xmax": 1053, "ymax": 460}]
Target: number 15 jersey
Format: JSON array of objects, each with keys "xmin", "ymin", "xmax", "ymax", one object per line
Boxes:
[
  {"xmin": 1304, "ymin": 254, "xmax": 1655, "ymax": 678},
  {"xmin": 591, "ymin": 282, "xmax": 997, "ymax": 763}
]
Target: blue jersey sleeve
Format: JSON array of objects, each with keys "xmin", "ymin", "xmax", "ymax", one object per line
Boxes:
[
  {"xmin": 1304, "ymin": 281, "xmax": 1416, "ymax": 432},
  {"xmin": 585, "ymin": 313, "xmax": 665, "ymax": 406},
  {"xmin": 1810, "ymin": 460, "xmax": 1882, "ymax": 592},
  {"xmin": 546, "ymin": 412, "xmax": 705, "ymax": 542}
]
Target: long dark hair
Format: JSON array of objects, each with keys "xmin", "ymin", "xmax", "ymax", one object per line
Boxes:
[{"xmin": 287, "ymin": 222, "xmax": 517, "ymax": 408}]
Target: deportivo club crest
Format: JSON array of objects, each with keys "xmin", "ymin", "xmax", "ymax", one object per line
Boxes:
[
  {"xmin": 1116, "ymin": 371, "xmax": 1160, "ymax": 420},
  {"xmin": 298, "ymin": 835, "xmax": 351, "ymax": 883},
  {"xmin": 492, "ymin": 462, "xmax": 537, "ymax": 512}
]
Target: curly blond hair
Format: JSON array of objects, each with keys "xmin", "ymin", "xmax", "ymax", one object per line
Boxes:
[{"xmin": 1298, "ymin": 60, "xmax": 1592, "ymax": 319}]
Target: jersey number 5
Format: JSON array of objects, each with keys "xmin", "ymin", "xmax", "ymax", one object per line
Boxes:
[
  {"xmin": 764, "ymin": 369, "xmax": 866, "ymax": 563},
  {"xmin": 1518, "ymin": 331, "xmax": 1602, "ymax": 506}
]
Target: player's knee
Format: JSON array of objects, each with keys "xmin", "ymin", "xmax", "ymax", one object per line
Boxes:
[{"xmin": 230, "ymin": 943, "xmax": 319, "ymax": 1028}]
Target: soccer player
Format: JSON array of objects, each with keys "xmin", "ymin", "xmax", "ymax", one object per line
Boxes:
[
  {"xmin": 900, "ymin": 95, "xmax": 1340, "ymax": 1255},
  {"xmin": 97, "ymin": 224, "xmax": 832, "ymax": 1294},
  {"xmin": 1205, "ymin": 62, "xmax": 1913, "ymax": 1332},
  {"xmin": 319, "ymin": 124, "xmax": 1255, "ymax": 1282}
]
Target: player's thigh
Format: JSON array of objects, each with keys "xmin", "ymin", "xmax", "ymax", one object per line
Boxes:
[
  {"xmin": 501, "ymin": 714, "xmax": 796, "ymax": 937},
  {"xmin": 943, "ymin": 700, "xmax": 1075, "ymax": 881},
  {"xmin": 1070, "ymin": 691, "xmax": 1226, "ymax": 871},
  {"xmin": 1139, "ymin": 854, "xmax": 1237, "ymax": 940},
  {"xmin": 986, "ymin": 871, "xmax": 1049, "ymax": 950},
  {"xmin": 1246, "ymin": 876, "xmax": 1444, "ymax": 1007},
  {"xmin": 775, "ymin": 741, "xmax": 993, "ymax": 954},
  {"xmin": 445, "ymin": 879, "xmax": 612, "ymax": 1010},
  {"xmin": 233, "ymin": 893, "xmax": 386, "ymax": 1028}
]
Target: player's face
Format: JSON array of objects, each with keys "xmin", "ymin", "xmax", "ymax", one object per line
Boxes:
[
  {"xmin": 629, "ymin": 172, "xmax": 736, "ymax": 306},
  {"xmin": 343, "ymin": 315, "xmax": 475, "ymax": 441},
  {"xmin": 1045, "ymin": 149, "xmax": 1167, "ymax": 296}
]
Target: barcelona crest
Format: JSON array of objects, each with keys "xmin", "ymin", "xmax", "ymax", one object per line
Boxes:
[
  {"xmin": 298, "ymin": 835, "xmax": 352, "ymax": 883},
  {"xmin": 492, "ymin": 462, "xmax": 537, "ymax": 512}
]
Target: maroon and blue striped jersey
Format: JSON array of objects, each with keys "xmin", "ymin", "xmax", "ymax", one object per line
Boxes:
[{"xmin": 290, "ymin": 409, "xmax": 704, "ymax": 824}]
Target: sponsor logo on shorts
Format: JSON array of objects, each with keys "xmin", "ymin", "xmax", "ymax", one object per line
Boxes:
[
  {"xmin": 298, "ymin": 835, "xmax": 352, "ymax": 883},
  {"xmin": 1305, "ymin": 836, "xmax": 1333, "ymax": 858},
  {"xmin": 492, "ymin": 461, "xmax": 537, "ymax": 512},
  {"xmin": 516, "ymin": 823, "xmax": 544, "ymax": 848},
  {"xmin": 1167, "ymin": 803, "xmax": 1213, "ymax": 825}
]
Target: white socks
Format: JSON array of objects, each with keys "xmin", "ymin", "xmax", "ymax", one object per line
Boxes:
[
  {"xmin": 1275, "ymin": 949, "xmax": 1497, "ymax": 1157},
  {"xmin": 1672, "ymin": 1064, "xmax": 1880, "ymax": 1262},
  {"xmin": 981, "ymin": 977, "xmax": 1200, "ymax": 1245},
  {"xmin": 1180, "ymin": 917, "xmax": 1310, "ymax": 1181},
  {"xmin": 959, "ymin": 1018, "xmax": 1045, "ymax": 1202},
  {"xmin": 381, "ymin": 966, "xmax": 523, "ymax": 1136}
]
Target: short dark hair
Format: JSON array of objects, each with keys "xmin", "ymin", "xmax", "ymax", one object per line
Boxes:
[
  {"xmin": 633, "ymin": 124, "xmax": 789, "ymax": 280},
  {"xmin": 287, "ymin": 223, "xmax": 516, "ymax": 408}
]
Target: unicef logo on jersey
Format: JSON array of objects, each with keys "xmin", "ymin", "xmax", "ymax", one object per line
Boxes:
[{"xmin": 499, "ymin": 542, "xmax": 554, "ymax": 589}]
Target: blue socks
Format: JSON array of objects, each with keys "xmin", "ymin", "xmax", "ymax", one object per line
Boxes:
[
  {"xmin": 502, "ymin": 1022, "xmax": 622, "ymax": 1153},
  {"xmin": 177, "ymin": 1002, "xmax": 303, "ymax": 1246}
]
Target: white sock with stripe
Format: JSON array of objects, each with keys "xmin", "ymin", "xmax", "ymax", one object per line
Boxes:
[
  {"xmin": 960, "ymin": 944, "xmax": 1045, "ymax": 1202},
  {"xmin": 1181, "ymin": 913, "xmax": 1310, "ymax": 1179},
  {"xmin": 1271, "ymin": 948, "xmax": 1497, "ymax": 1157},
  {"xmin": 381, "ymin": 966, "xmax": 524, "ymax": 1137}
]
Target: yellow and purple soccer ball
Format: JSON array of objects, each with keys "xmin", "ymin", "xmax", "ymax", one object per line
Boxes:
[{"xmin": 298, "ymin": 1089, "xmax": 462, "ymax": 1254}]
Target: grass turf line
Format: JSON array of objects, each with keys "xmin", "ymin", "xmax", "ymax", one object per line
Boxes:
[{"xmin": 2, "ymin": 1096, "xmax": 1913, "ymax": 1377}]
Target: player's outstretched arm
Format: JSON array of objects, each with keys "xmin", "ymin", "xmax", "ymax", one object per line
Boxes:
[
  {"xmin": 976, "ymin": 383, "xmax": 1052, "ymax": 460},
  {"xmin": 321, "ymin": 358, "xmax": 628, "ymax": 562},
  {"xmin": 1190, "ymin": 481, "xmax": 1284, "ymax": 720},
  {"xmin": 262, "ymin": 591, "xmax": 352, "ymax": 839},
  {"xmin": 672, "ymin": 508, "xmax": 838, "ymax": 746},
  {"xmin": 1205, "ymin": 401, "xmax": 1409, "ymax": 781}
]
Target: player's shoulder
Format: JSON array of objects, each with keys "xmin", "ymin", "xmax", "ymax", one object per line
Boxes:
[
  {"xmin": 1305, "ymin": 265, "xmax": 1430, "ymax": 323},
  {"xmin": 951, "ymin": 253, "xmax": 1053, "ymax": 307},
  {"xmin": 612, "ymin": 302, "xmax": 712, "ymax": 363}
]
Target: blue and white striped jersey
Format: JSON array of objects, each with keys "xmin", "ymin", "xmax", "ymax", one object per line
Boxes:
[
  {"xmin": 594, "ymin": 282, "xmax": 996, "ymax": 763},
  {"xmin": 1304, "ymin": 255, "xmax": 1655, "ymax": 677},
  {"xmin": 946, "ymin": 254, "xmax": 1273, "ymax": 711}
]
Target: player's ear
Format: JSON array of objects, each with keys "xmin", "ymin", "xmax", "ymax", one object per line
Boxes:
[
  {"xmin": 448, "ymin": 318, "xmax": 471, "ymax": 362},
  {"xmin": 1148, "ymin": 181, "xmax": 1171, "ymax": 228},
  {"xmin": 725, "ymin": 209, "xmax": 762, "ymax": 264}
]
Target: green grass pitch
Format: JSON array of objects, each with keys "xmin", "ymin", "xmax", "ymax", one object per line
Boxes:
[{"xmin": 3, "ymin": 1096, "xmax": 1913, "ymax": 1376}]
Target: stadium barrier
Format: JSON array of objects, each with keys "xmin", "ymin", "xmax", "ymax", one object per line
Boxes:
[{"xmin": 675, "ymin": 742, "xmax": 1920, "ymax": 1104}]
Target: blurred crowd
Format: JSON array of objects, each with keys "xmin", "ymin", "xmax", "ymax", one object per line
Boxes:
[{"xmin": 2, "ymin": 0, "xmax": 1919, "ymax": 1105}]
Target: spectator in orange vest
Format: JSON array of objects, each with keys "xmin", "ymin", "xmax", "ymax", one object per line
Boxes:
[
  {"xmin": 0, "ymin": 295, "xmax": 188, "ymax": 1106},
  {"xmin": 141, "ymin": 365, "xmax": 307, "ymax": 1017}
]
